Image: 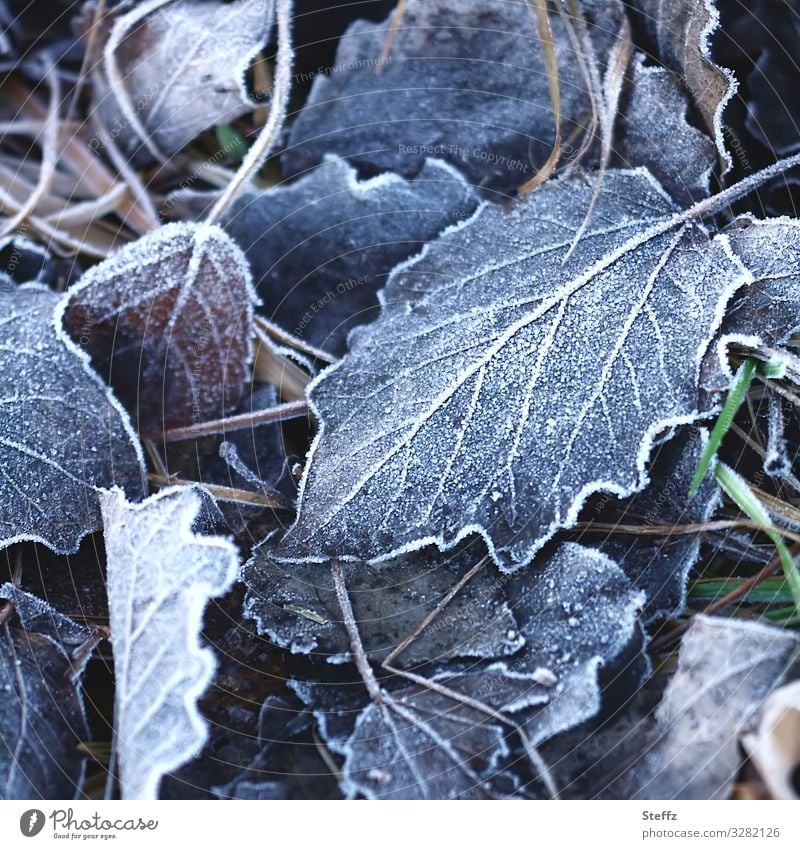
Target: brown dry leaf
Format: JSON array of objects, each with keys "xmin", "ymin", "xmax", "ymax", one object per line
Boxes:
[
  {"xmin": 742, "ymin": 680, "xmax": 800, "ymax": 800},
  {"xmin": 93, "ymin": 0, "xmax": 274, "ymax": 159},
  {"xmin": 632, "ymin": 0, "xmax": 736, "ymax": 169},
  {"xmin": 61, "ymin": 222, "xmax": 258, "ymax": 434}
]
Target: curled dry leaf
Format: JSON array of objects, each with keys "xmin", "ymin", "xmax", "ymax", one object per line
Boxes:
[
  {"xmin": 632, "ymin": 0, "xmax": 736, "ymax": 169},
  {"xmin": 101, "ymin": 486, "xmax": 239, "ymax": 800},
  {"xmin": 242, "ymin": 542, "xmax": 523, "ymax": 666},
  {"xmin": 742, "ymin": 680, "xmax": 800, "ymax": 800},
  {"xmin": 275, "ymin": 169, "xmax": 749, "ymax": 570},
  {"xmin": 173, "ymin": 157, "xmax": 479, "ymax": 356},
  {"xmin": 61, "ymin": 222, "xmax": 258, "ymax": 434},
  {"xmin": 0, "ymin": 282, "xmax": 144, "ymax": 554},
  {"xmin": 284, "ymin": 0, "xmax": 625, "ymax": 194},
  {"xmin": 93, "ymin": 0, "xmax": 274, "ymax": 159},
  {"xmin": 603, "ymin": 616, "xmax": 798, "ymax": 799},
  {"xmin": 0, "ymin": 588, "xmax": 93, "ymax": 800}
]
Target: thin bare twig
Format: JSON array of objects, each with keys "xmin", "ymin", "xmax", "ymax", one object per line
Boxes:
[{"xmin": 157, "ymin": 398, "xmax": 309, "ymax": 443}]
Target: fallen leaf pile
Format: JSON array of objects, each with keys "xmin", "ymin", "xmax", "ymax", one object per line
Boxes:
[{"xmin": 1, "ymin": 0, "xmax": 800, "ymax": 801}]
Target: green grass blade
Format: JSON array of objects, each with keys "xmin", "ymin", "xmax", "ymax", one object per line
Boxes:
[
  {"xmin": 688, "ymin": 577, "xmax": 794, "ymax": 604},
  {"xmin": 688, "ymin": 358, "xmax": 757, "ymax": 499},
  {"xmin": 714, "ymin": 461, "xmax": 800, "ymax": 612},
  {"xmin": 215, "ymin": 124, "xmax": 248, "ymax": 160}
]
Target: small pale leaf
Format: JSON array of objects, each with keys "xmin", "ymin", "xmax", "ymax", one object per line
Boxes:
[{"xmin": 101, "ymin": 486, "xmax": 239, "ymax": 800}]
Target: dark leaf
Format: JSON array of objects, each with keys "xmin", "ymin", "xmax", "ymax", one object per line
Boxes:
[
  {"xmin": 0, "ymin": 593, "xmax": 92, "ymax": 800},
  {"xmin": 617, "ymin": 54, "xmax": 716, "ymax": 205},
  {"xmin": 61, "ymin": 222, "xmax": 258, "ymax": 433},
  {"xmin": 243, "ymin": 542, "xmax": 523, "ymax": 665},
  {"xmin": 439, "ymin": 543, "xmax": 645, "ymax": 744},
  {"xmin": 0, "ymin": 282, "xmax": 144, "ymax": 554},
  {"xmin": 592, "ymin": 426, "xmax": 721, "ymax": 621},
  {"xmin": 173, "ymin": 157, "xmax": 479, "ymax": 356},
  {"xmin": 284, "ymin": 0, "xmax": 625, "ymax": 195}
]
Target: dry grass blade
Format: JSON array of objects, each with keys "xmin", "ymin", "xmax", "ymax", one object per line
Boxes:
[
  {"xmin": 0, "ymin": 60, "xmax": 61, "ymax": 239},
  {"xmin": 158, "ymin": 398, "xmax": 309, "ymax": 443},
  {"xmin": 147, "ymin": 474, "xmax": 290, "ymax": 509},
  {"xmin": 254, "ymin": 315, "xmax": 338, "ymax": 365},
  {"xmin": 376, "ymin": 0, "xmax": 406, "ymax": 70},
  {"xmin": 564, "ymin": 14, "xmax": 632, "ymax": 260},
  {"xmin": 253, "ymin": 326, "xmax": 312, "ymax": 402},
  {"xmin": 518, "ymin": 0, "xmax": 562, "ymax": 195}
]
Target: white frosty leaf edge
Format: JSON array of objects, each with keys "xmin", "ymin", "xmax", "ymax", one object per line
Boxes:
[
  {"xmin": 711, "ymin": 215, "xmax": 800, "ymax": 384},
  {"xmin": 100, "ymin": 485, "xmax": 240, "ymax": 800},
  {"xmin": 0, "ymin": 282, "xmax": 146, "ymax": 555},
  {"xmin": 230, "ymin": 0, "xmax": 276, "ymax": 105},
  {"xmin": 700, "ymin": 0, "xmax": 738, "ymax": 175},
  {"xmin": 280, "ymin": 166, "xmax": 753, "ymax": 572}
]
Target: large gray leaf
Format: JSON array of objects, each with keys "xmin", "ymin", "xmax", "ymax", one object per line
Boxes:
[
  {"xmin": 602, "ymin": 615, "xmax": 798, "ymax": 799},
  {"xmin": 0, "ymin": 282, "xmax": 144, "ymax": 554},
  {"xmin": 284, "ymin": 0, "xmax": 624, "ymax": 194},
  {"xmin": 0, "ymin": 592, "xmax": 92, "ymax": 800},
  {"xmin": 242, "ymin": 542, "xmax": 523, "ymax": 665},
  {"xmin": 617, "ymin": 54, "xmax": 716, "ymax": 206},
  {"xmin": 93, "ymin": 0, "xmax": 274, "ymax": 159},
  {"xmin": 632, "ymin": 0, "xmax": 736, "ymax": 169},
  {"xmin": 60, "ymin": 222, "xmax": 258, "ymax": 433},
  {"xmin": 173, "ymin": 157, "xmax": 479, "ymax": 356},
  {"xmin": 101, "ymin": 486, "xmax": 239, "ymax": 800},
  {"xmin": 275, "ymin": 169, "xmax": 749, "ymax": 569}
]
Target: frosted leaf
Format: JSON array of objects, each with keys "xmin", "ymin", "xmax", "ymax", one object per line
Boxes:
[
  {"xmin": 275, "ymin": 169, "xmax": 749, "ymax": 569},
  {"xmin": 340, "ymin": 684, "xmax": 508, "ymax": 800},
  {"xmin": 60, "ymin": 222, "xmax": 258, "ymax": 433},
  {"xmin": 283, "ymin": 0, "xmax": 624, "ymax": 194},
  {"xmin": 593, "ymin": 426, "xmax": 721, "ymax": 621},
  {"xmin": 631, "ymin": 0, "xmax": 736, "ymax": 170},
  {"xmin": 704, "ymin": 218, "xmax": 800, "ymax": 389},
  {"xmin": 0, "ymin": 597, "xmax": 92, "ymax": 800},
  {"xmin": 439, "ymin": 543, "xmax": 645, "ymax": 745},
  {"xmin": 723, "ymin": 218, "xmax": 800, "ymax": 348},
  {"xmin": 173, "ymin": 157, "xmax": 479, "ymax": 356},
  {"xmin": 605, "ymin": 616, "xmax": 798, "ymax": 799},
  {"xmin": 292, "ymin": 677, "xmax": 508, "ymax": 800},
  {"xmin": 100, "ymin": 486, "xmax": 239, "ymax": 800},
  {"xmin": 0, "ymin": 283, "xmax": 144, "ymax": 554},
  {"xmin": 88, "ymin": 0, "xmax": 274, "ymax": 159},
  {"xmin": 742, "ymin": 680, "xmax": 800, "ymax": 800},
  {"xmin": 0, "ymin": 582, "xmax": 92, "ymax": 650},
  {"xmin": 617, "ymin": 54, "xmax": 716, "ymax": 206},
  {"xmin": 242, "ymin": 543, "xmax": 523, "ymax": 665}
]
